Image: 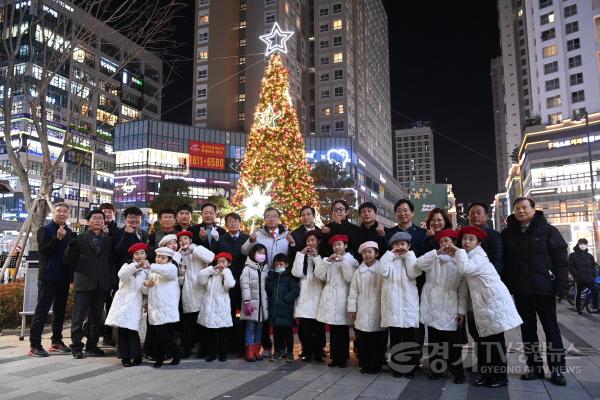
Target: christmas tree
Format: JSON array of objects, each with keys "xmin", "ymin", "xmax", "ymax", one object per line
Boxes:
[{"xmin": 232, "ymin": 53, "xmax": 317, "ymax": 227}]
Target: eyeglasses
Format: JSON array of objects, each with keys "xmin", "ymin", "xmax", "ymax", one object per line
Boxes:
[
  {"xmin": 332, "ymin": 207, "xmax": 346, "ymax": 212},
  {"xmin": 90, "ymin": 216, "xmax": 105, "ymax": 221}
]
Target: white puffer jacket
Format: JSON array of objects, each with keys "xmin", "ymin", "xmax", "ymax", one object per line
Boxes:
[
  {"xmin": 179, "ymin": 244, "xmax": 215, "ymax": 314},
  {"xmin": 105, "ymin": 262, "xmax": 148, "ymax": 331},
  {"xmin": 347, "ymin": 261, "xmax": 384, "ymax": 332},
  {"xmin": 455, "ymin": 247, "xmax": 522, "ymax": 337},
  {"xmin": 240, "ymin": 259, "xmax": 269, "ymax": 322},
  {"xmin": 315, "ymin": 252, "xmax": 358, "ymax": 325},
  {"xmin": 373, "ymin": 250, "xmax": 421, "ymax": 328},
  {"xmin": 197, "ymin": 266, "xmax": 235, "ymax": 328},
  {"xmin": 291, "ymin": 253, "xmax": 324, "ymax": 319},
  {"xmin": 416, "ymin": 250, "xmax": 468, "ymax": 331},
  {"xmin": 143, "ymin": 262, "xmax": 180, "ymax": 326}
]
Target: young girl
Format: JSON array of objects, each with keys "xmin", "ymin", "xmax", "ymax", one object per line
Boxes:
[
  {"xmin": 240, "ymin": 243, "xmax": 269, "ymax": 362},
  {"xmin": 291, "ymin": 230, "xmax": 325, "ymax": 362},
  {"xmin": 197, "ymin": 252, "xmax": 236, "ymax": 362},
  {"xmin": 451, "ymin": 226, "xmax": 522, "ymax": 388},
  {"xmin": 373, "ymin": 232, "xmax": 421, "ymax": 378},
  {"xmin": 266, "ymin": 253, "xmax": 300, "ymax": 362},
  {"xmin": 347, "ymin": 241, "xmax": 385, "ymax": 374},
  {"xmin": 315, "ymin": 234, "xmax": 358, "ymax": 368},
  {"xmin": 142, "ymin": 247, "xmax": 181, "ymax": 368},
  {"xmin": 158, "ymin": 234, "xmax": 182, "ymax": 266},
  {"xmin": 416, "ymin": 229, "xmax": 468, "ymax": 383},
  {"xmin": 177, "ymin": 230, "xmax": 214, "ymax": 358},
  {"xmin": 105, "ymin": 243, "xmax": 149, "ymax": 367}
]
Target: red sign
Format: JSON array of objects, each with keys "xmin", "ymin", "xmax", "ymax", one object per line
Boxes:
[{"xmin": 189, "ymin": 141, "xmax": 226, "ymax": 170}]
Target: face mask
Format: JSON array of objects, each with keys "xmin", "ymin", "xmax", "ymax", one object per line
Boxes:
[
  {"xmin": 255, "ymin": 254, "xmax": 266, "ymax": 263},
  {"xmin": 579, "ymin": 244, "xmax": 588, "ymax": 251},
  {"xmin": 275, "ymin": 267, "xmax": 286, "ymax": 273}
]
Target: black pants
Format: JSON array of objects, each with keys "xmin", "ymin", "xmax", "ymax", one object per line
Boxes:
[
  {"xmin": 206, "ymin": 327, "xmax": 227, "ymax": 358},
  {"xmin": 477, "ymin": 332, "xmax": 507, "ymax": 382},
  {"xmin": 152, "ymin": 324, "xmax": 180, "ymax": 363},
  {"xmin": 102, "ymin": 292, "xmax": 114, "ymax": 340},
  {"xmin": 274, "ymin": 326, "xmax": 294, "ymax": 354},
  {"xmin": 71, "ymin": 290, "xmax": 107, "ymax": 351},
  {"xmin": 389, "ymin": 327, "xmax": 419, "ymax": 373},
  {"xmin": 181, "ymin": 311, "xmax": 199, "ymax": 352},
  {"xmin": 355, "ymin": 329, "xmax": 386, "ymax": 372},
  {"xmin": 514, "ymin": 294, "xmax": 565, "ymax": 372},
  {"xmin": 466, "ymin": 311, "xmax": 480, "ymax": 372},
  {"xmin": 427, "ymin": 327, "xmax": 464, "ymax": 377},
  {"xmin": 329, "ymin": 324, "xmax": 350, "ymax": 363},
  {"xmin": 298, "ymin": 318, "xmax": 325, "ymax": 357},
  {"xmin": 261, "ymin": 322, "xmax": 273, "ymax": 351},
  {"xmin": 117, "ymin": 328, "xmax": 141, "ymax": 362},
  {"xmin": 576, "ymin": 281, "xmax": 599, "ymax": 311},
  {"xmin": 30, "ymin": 280, "xmax": 70, "ymax": 347}
]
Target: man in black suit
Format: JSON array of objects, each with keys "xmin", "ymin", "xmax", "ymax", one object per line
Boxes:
[
  {"xmin": 64, "ymin": 209, "xmax": 115, "ymax": 359},
  {"xmin": 288, "ymin": 205, "xmax": 322, "ymax": 262},
  {"xmin": 191, "ymin": 202, "xmax": 226, "ymax": 251},
  {"xmin": 113, "ymin": 206, "xmax": 148, "ymax": 268}
]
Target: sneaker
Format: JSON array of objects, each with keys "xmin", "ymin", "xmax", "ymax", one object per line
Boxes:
[
  {"xmin": 72, "ymin": 350, "xmax": 84, "ymax": 359},
  {"xmin": 28, "ymin": 345, "xmax": 49, "ymax": 357},
  {"xmin": 269, "ymin": 352, "xmax": 282, "ymax": 361},
  {"xmin": 49, "ymin": 341, "xmax": 71, "ymax": 353},
  {"xmin": 84, "ymin": 347, "xmax": 105, "ymax": 357},
  {"xmin": 285, "ymin": 353, "xmax": 294, "ymax": 363}
]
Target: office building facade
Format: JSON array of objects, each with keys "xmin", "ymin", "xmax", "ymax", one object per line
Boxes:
[{"xmin": 393, "ymin": 122, "xmax": 435, "ymax": 193}]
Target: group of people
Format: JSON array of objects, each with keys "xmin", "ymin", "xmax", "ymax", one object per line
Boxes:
[{"xmin": 27, "ymin": 195, "xmax": 579, "ymax": 388}]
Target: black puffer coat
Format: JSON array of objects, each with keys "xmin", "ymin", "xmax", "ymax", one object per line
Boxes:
[
  {"xmin": 266, "ymin": 269, "xmax": 300, "ymax": 327},
  {"xmin": 568, "ymin": 245, "xmax": 598, "ymax": 284}
]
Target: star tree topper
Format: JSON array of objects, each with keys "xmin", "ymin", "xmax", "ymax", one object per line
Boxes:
[
  {"xmin": 255, "ymin": 104, "xmax": 282, "ymax": 129},
  {"xmin": 241, "ymin": 182, "xmax": 273, "ymax": 221},
  {"xmin": 259, "ymin": 22, "xmax": 294, "ymax": 56}
]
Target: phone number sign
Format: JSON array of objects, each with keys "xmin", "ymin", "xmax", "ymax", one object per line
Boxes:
[{"xmin": 189, "ymin": 141, "xmax": 226, "ymax": 170}]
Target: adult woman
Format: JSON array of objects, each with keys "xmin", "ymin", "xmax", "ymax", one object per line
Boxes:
[{"xmin": 422, "ymin": 208, "xmax": 453, "ymax": 252}]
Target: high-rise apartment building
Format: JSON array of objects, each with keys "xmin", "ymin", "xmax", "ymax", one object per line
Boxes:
[
  {"xmin": 491, "ymin": 56, "xmax": 509, "ymax": 192},
  {"xmin": 393, "ymin": 122, "xmax": 435, "ymax": 192}
]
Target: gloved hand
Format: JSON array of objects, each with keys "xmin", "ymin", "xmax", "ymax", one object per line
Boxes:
[{"xmin": 243, "ymin": 302, "xmax": 254, "ymax": 316}]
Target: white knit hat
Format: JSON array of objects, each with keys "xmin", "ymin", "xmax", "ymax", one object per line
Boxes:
[
  {"xmin": 357, "ymin": 241, "xmax": 379, "ymax": 254},
  {"xmin": 154, "ymin": 247, "xmax": 175, "ymax": 258},
  {"xmin": 158, "ymin": 234, "xmax": 177, "ymax": 248}
]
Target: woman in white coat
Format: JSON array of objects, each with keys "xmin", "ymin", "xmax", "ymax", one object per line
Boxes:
[
  {"xmin": 372, "ymin": 232, "xmax": 421, "ymax": 378},
  {"xmin": 198, "ymin": 252, "xmax": 236, "ymax": 362},
  {"xmin": 315, "ymin": 234, "xmax": 358, "ymax": 368},
  {"xmin": 105, "ymin": 242, "xmax": 149, "ymax": 367},
  {"xmin": 452, "ymin": 226, "xmax": 522, "ymax": 388},
  {"xmin": 416, "ymin": 229, "xmax": 468, "ymax": 383},
  {"xmin": 291, "ymin": 230, "xmax": 325, "ymax": 362},
  {"xmin": 142, "ymin": 247, "xmax": 180, "ymax": 368}
]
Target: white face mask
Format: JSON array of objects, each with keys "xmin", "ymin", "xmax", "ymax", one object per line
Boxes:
[{"xmin": 579, "ymin": 244, "xmax": 588, "ymax": 251}]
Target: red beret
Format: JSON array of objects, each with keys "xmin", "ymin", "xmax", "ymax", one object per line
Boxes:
[
  {"xmin": 128, "ymin": 242, "xmax": 149, "ymax": 255},
  {"xmin": 328, "ymin": 234, "xmax": 349, "ymax": 246},
  {"xmin": 459, "ymin": 226, "xmax": 487, "ymax": 241},
  {"xmin": 214, "ymin": 252, "xmax": 233, "ymax": 262},
  {"xmin": 434, "ymin": 229, "xmax": 459, "ymax": 243},
  {"xmin": 176, "ymin": 230, "xmax": 193, "ymax": 239}
]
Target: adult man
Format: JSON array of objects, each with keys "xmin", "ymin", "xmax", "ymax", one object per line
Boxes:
[
  {"xmin": 467, "ymin": 202, "xmax": 503, "ymax": 272},
  {"xmin": 355, "ymin": 202, "xmax": 387, "ymax": 262},
  {"xmin": 288, "ymin": 205, "xmax": 321, "ymax": 262},
  {"xmin": 385, "ymin": 199, "xmax": 428, "ymax": 257},
  {"xmin": 568, "ymin": 238, "xmax": 599, "ymax": 314},
  {"xmin": 113, "ymin": 206, "xmax": 148, "ymax": 268},
  {"xmin": 65, "ymin": 209, "xmax": 115, "ymax": 359},
  {"xmin": 175, "ymin": 204, "xmax": 195, "ymax": 232},
  {"xmin": 99, "ymin": 203, "xmax": 118, "ymax": 237},
  {"xmin": 28, "ymin": 203, "xmax": 73, "ymax": 357},
  {"xmin": 191, "ymin": 203, "xmax": 226, "ymax": 251},
  {"xmin": 501, "ymin": 197, "xmax": 568, "ymax": 385},
  {"xmin": 320, "ymin": 199, "xmax": 360, "ymax": 257},
  {"xmin": 148, "ymin": 208, "xmax": 177, "ymax": 254}
]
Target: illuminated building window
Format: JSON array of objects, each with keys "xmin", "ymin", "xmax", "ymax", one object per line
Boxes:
[
  {"xmin": 333, "ymin": 19, "xmax": 342, "ymax": 30},
  {"xmin": 199, "ymin": 14, "xmax": 208, "ymax": 24},
  {"xmin": 333, "ymin": 52, "xmax": 343, "ymax": 63},
  {"xmin": 238, "ymin": 93, "xmax": 245, "ymax": 102},
  {"xmin": 542, "ymin": 44, "xmax": 557, "ymax": 58},
  {"xmin": 335, "ymin": 104, "xmax": 344, "ymax": 114}
]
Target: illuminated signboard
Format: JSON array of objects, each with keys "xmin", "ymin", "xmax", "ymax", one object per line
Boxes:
[
  {"xmin": 306, "ymin": 148, "xmax": 352, "ymax": 168},
  {"xmin": 548, "ymin": 134, "xmax": 600, "ymax": 149},
  {"xmin": 189, "ymin": 141, "xmax": 226, "ymax": 170}
]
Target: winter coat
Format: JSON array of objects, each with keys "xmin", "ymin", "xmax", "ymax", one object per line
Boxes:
[
  {"xmin": 37, "ymin": 221, "xmax": 73, "ymax": 282},
  {"xmin": 240, "ymin": 259, "xmax": 269, "ymax": 322},
  {"xmin": 568, "ymin": 246, "xmax": 598, "ymax": 284},
  {"xmin": 113, "ymin": 228, "xmax": 148, "ymax": 270},
  {"xmin": 105, "ymin": 262, "xmax": 148, "ymax": 331},
  {"xmin": 372, "ymin": 250, "xmax": 421, "ymax": 329},
  {"xmin": 241, "ymin": 224, "xmax": 290, "ymax": 266},
  {"xmin": 179, "ymin": 244, "xmax": 215, "ymax": 314},
  {"xmin": 480, "ymin": 226, "xmax": 503, "ymax": 273},
  {"xmin": 501, "ymin": 211, "xmax": 568, "ymax": 295},
  {"xmin": 266, "ymin": 269, "xmax": 300, "ymax": 327},
  {"xmin": 385, "ymin": 224, "xmax": 428, "ymax": 257},
  {"xmin": 347, "ymin": 261, "xmax": 385, "ymax": 332},
  {"xmin": 291, "ymin": 253, "xmax": 324, "ymax": 319},
  {"xmin": 315, "ymin": 252, "xmax": 358, "ymax": 325},
  {"xmin": 416, "ymin": 250, "xmax": 468, "ymax": 331},
  {"xmin": 142, "ymin": 262, "xmax": 180, "ymax": 325},
  {"xmin": 214, "ymin": 231, "xmax": 250, "ymax": 310},
  {"xmin": 190, "ymin": 223, "xmax": 227, "ymax": 251},
  {"xmin": 455, "ymin": 247, "xmax": 522, "ymax": 337},
  {"xmin": 319, "ymin": 220, "xmax": 361, "ymax": 258},
  {"xmin": 197, "ymin": 266, "xmax": 235, "ymax": 328},
  {"xmin": 64, "ymin": 230, "xmax": 115, "ymax": 292}
]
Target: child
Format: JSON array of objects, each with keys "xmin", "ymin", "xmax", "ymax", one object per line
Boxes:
[
  {"xmin": 142, "ymin": 247, "xmax": 181, "ymax": 368},
  {"xmin": 373, "ymin": 232, "xmax": 421, "ymax": 378},
  {"xmin": 158, "ymin": 234, "xmax": 182, "ymax": 266},
  {"xmin": 177, "ymin": 230, "xmax": 214, "ymax": 358},
  {"xmin": 240, "ymin": 243, "xmax": 269, "ymax": 362},
  {"xmin": 315, "ymin": 234, "xmax": 358, "ymax": 368},
  {"xmin": 197, "ymin": 252, "xmax": 236, "ymax": 362},
  {"xmin": 451, "ymin": 226, "xmax": 522, "ymax": 388},
  {"xmin": 267, "ymin": 253, "xmax": 300, "ymax": 362},
  {"xmin": 416, "ymin": 229, "xmax": 468, "ymax": 383},
  {"xmin": 291, "ymin": 230, "xmax": 325, "ymax": 362},
  {"xmin": 347, "ymin": 241, "xmax": 385, "ymax": 374},
  {"xmin": 105, "ymin": 242, "xmax": 150, "ymax": 367}
]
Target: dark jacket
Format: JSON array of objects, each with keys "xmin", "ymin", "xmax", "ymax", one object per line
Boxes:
[
  {"xmin": 481, "ymin": 226, "xmax": 503, "ymax": 273},
  {"xmin": 266, "ymin": 269, "xmax": 300, "ymax": 327},
  {"xmin": 104, "ymin": 220, "xmax": 118, "ymax": 238},
  {"xmin": 568, "ymin": 245, "xmax": 598, "ymax": 284},
  {"xmin": 319, "ymin": 219, "xmax": 361, "ymax": 258},
  {"xmin": 385, "ymin": 223, "xmax": 428, "ymax": 257},
  {"xmin": 190, "ymin": 223, "xmax": 227, "ymax": 251},
  {"xmin": 113, "ymin": 227, "xmax": 148, "ymax": 269},
  {"xmin": 501, "ymin": 211, "xmax": 568, "ymax": 296},
  {"xmin": 37, "ymin": 221, "xmax": 73, "ymax": 282},
  {"xmin": 288, "ymin": 225, "xmax": 322, "ymax": 262},
  {"xmin": 355, "ymin": 221, "xmax": 388, "ymax": 262},
  {"xmin": 215, "ymin": 231, "xmax": 250, "ymax": 311},
  {"xmin": 64, "ymin": 230, "xmax": 115, "ymax": 292},
  {"xmin": 147, "ymin": 228, "xmax": 177, "ymax": 261}
]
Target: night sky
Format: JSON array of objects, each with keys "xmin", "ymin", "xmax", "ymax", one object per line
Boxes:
[{"xmin": 161, "ymin": 1, "xmax": 501, "ymax": 206}]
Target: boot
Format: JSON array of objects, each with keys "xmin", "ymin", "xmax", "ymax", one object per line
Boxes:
[
  {"xmin": 253, "ymin": 344, "xmax": 263, "ymax": 361},
  {"xmin": 245, "ymin": 345, "xmax": 255, "ymax": 362}
]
